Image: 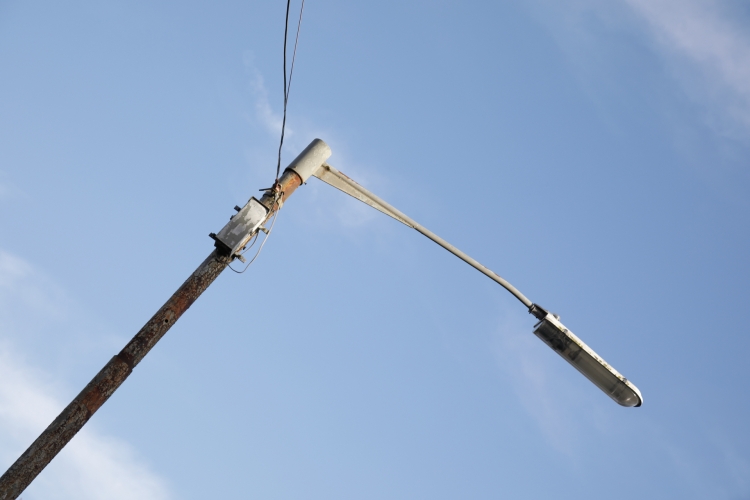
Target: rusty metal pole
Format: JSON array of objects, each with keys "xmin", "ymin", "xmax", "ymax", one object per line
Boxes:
[{"xmin": 0, "ymin": 139, "xmax": 331, "ymax": 500}]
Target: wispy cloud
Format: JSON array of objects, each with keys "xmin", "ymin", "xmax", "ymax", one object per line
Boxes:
[
  {"xmin": 0, "ymin": 250, "xmax": 172, "ymax": 500},
  {"xmin": 492, "ymin": 306, "xmax": 585, "ymax": 455},
  {"xmin": 624, "ymin": 0, "xmax": 750, "ymax": 133},
  {"xmin": 245, "ymin": 61, "xmax": 285, "ymax": 139},
  {"xmin": 240, "ymin": 56, "xmax": 398, "ymax": 229},
  {"xmin": 714, "ymin": 433, "xmax": 750, "ymax": 498},
  {"xmin": 0, "ymin": 174, "xmax": 23, "ymax": 202},
  {"xmin": 492, "ymin": 303, "xmax": 750, "ymax": 497},
  {"xmin": 0, "ymin": 251, "xmax": 68, "ymax": 322},
  {"xmin": 243, "ymin": 51, "xmax": 300, "ymax": 148},
  {"xmin": 526, "ymin": 0, "xmax": 750, "ymax": 139}
]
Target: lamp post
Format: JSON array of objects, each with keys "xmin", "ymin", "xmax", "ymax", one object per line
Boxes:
[{"xmin": 1, "ymin": 137, "xmax": 642, "ymax": 500}]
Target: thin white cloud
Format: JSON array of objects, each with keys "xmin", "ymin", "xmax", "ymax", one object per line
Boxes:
[
  {"xmin": 0, "ymin": 251, "xmax": 172, "ymax": 500},
  {"xmin": 492, "ymin": 303, "xmax": 750, "ymax": 497},
  {"xmin": 714, "ymin": 433, "xmax": 750, "ymax": 498},
  {"xmin": 624, "ymin": 0, "xmax": 750, "ymax": 132},
  {"xmin": 240, "ymin": 56, "xmax": 398, "ymax": 230},
  {"xmin": 492, "ymin": 306, "xmax": 585, "ymax": 455},
  {"xmin": 243, "ymin": 52, "xmax": 288, "ymax": 141},
  {"xmin": 0, "ymin": 251, "xmax": 69, "ymax": 322},
  {"xmin": 0, "ymin": 174, "xmax": 23, "ymax": 202},
  {"xmin": 526, "ymin": 0, "xmax": 750, "ymax": 139},
  {"xmin": 250, "ymin": 70, "xmax": 285, "ymax": 138}
]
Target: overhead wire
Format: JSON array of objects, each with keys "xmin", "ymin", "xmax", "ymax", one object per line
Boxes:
[
  {"xmin": 275, "ymin": 0, "xmax": 306, "ymax": 182},
  {"xmin": 234, "ymin": 0, "xmax": 305, "ymax": 274}
]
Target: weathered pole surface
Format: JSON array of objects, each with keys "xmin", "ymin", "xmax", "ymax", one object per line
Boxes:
[
  {"xmin": 0, "ymin": 250, "xmax": 231, "ymax": 500},
  {"xmin": 0, "ymin": 138, "xmax": 328, "ymax": 500}
]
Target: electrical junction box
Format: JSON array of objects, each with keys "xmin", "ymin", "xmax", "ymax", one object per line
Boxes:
[{"xmin": 210, "ymin": 197, "xmax": 268, "ymax": 257}]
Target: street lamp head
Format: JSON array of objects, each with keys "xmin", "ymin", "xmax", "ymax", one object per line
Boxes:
[{"xmin": 533, "ymin": 313, "xmax": 642, "ymax": 407}]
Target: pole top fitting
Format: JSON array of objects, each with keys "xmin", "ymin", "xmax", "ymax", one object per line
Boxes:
[{"xmin": 285, "ymin": 138, "xmax": 332, "ymax": 183}]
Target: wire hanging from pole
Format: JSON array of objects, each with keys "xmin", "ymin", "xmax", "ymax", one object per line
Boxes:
[
  {"xmin": 275, "ymin": 0, "xmax": 306, "ymax": 182},
  {"xmin": 237, "ymin": 1, "xmax": 304, "ymax": 274}
]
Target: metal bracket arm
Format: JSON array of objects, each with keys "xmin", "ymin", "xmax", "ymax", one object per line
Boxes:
[{"xmin": 311, "ymin": 163, "xmax": 535, "ymax": 310}]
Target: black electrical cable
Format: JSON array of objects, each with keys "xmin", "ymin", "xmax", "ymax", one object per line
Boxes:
[
  {"xmin": 234, "ymin": 1, "xmax": 305, "ymax": 274},
  {"xmin": 275, "ymin": 0, "xmax": 306, "ymax": 182}
]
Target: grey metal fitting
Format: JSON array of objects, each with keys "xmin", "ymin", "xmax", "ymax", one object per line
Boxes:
[{"xmin": 285, "ymin": 138, "xmax": 332, "ymax": 183}]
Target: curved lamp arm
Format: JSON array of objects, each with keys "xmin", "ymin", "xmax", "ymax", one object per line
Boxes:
[{"xmin": 312, "ymin": 162, "xmax": 642, "ymax": 408}]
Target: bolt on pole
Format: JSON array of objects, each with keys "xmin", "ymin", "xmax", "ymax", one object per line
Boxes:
[{"xmin": 0, "ymin": 139, "xmax": 331, "ymax": 500}]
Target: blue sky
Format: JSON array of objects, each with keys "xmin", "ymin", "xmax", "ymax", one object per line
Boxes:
[{"xmin": 1, "ymin": 1, "xmax": 750, "ymax": 498}]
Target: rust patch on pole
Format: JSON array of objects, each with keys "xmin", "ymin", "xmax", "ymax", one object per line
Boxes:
[
  {"xmin": 0, "ymin": 251, "xmax": 231, "ymax": 500},
  {"xmin": 260, "ymin": 168, "xmax": 304, "ymax": 213}
]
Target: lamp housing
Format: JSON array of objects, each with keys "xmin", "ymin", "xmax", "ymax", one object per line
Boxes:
[{"xmin": 533, "ymin": 313, "xmax": 642, "ymax": 407}]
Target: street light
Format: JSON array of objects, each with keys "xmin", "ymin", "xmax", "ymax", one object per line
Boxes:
[
  {"xmin": 1, "ymin": 138, "xmax": 643, "ymax": 500},
  {"xmin": 306, "ymin": 161, "xmax": 642, "ymax": 407}
]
